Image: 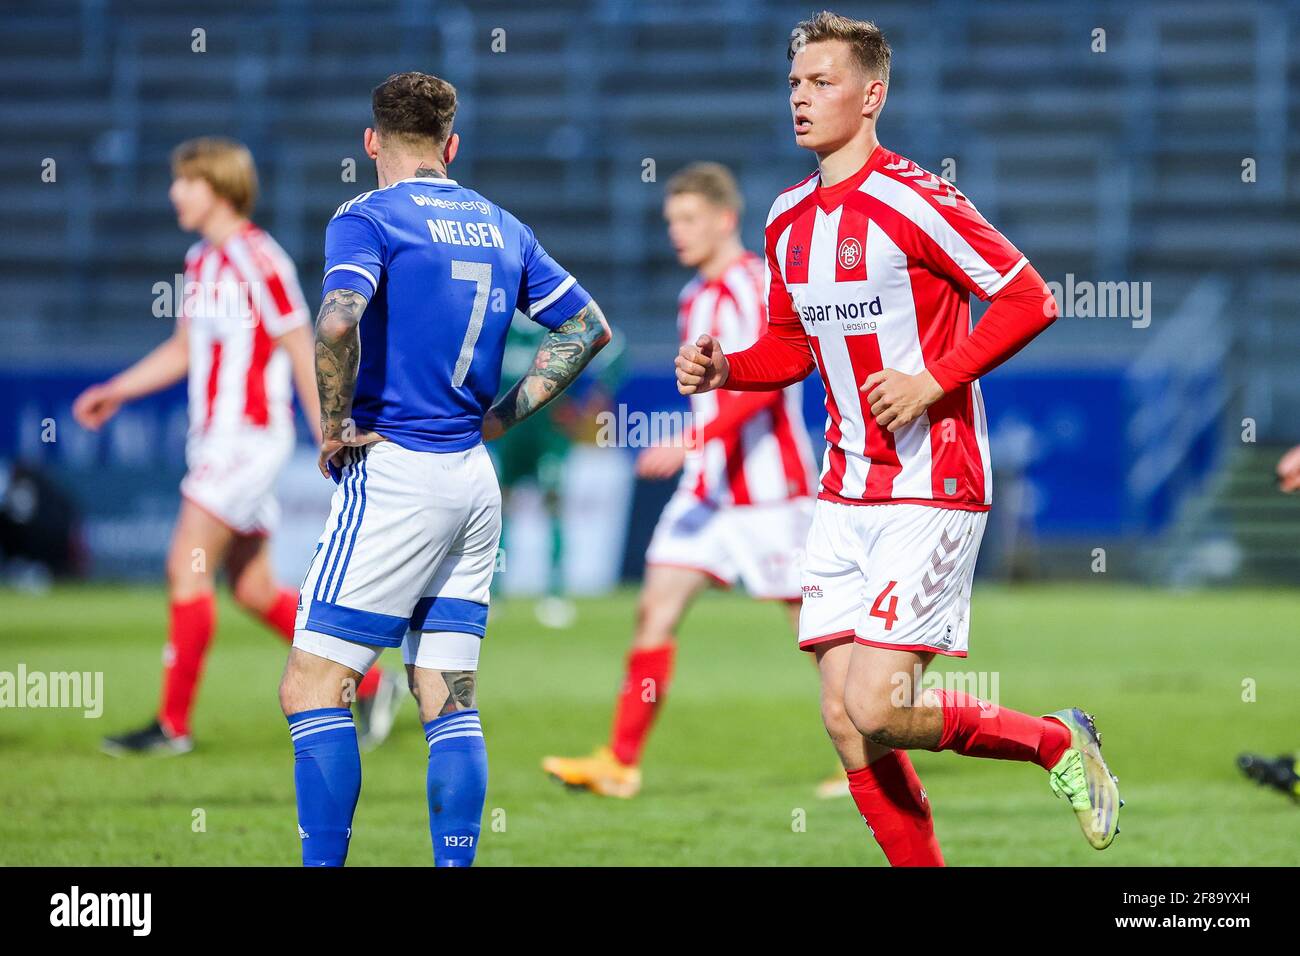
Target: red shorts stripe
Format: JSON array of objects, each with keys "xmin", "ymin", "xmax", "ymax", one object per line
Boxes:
[
  {"xmin": 853, "ymin": 635, "xmax": 969, "ymax": 658},
  {"xmin": 797, "ymin": 629, "xmax": 857, "ymax": 651}
]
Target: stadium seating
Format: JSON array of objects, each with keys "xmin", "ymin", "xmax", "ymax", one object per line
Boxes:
[{"xmin": 2, "ymin": 0, "xmax": 1298, "ymax": 578}]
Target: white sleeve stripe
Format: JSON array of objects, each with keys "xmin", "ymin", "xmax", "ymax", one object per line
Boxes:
[
  {"xmin": 324, "ymin": 263, "xmax": 378, "ymax": 291},
  {"xmin": 527, "ymin": 274, "xmax": 576, "ymax": 317},
  {"xmin": 985, "ymin": 256, "xmax": 1029, "ymax": 296},
  {"xmin": 864, "ymin": 172, "xmax": 1005, "ymax": 294},
  {"xmin": 773, "ymin": 223, "xmax": 793, "ymax": 288}
]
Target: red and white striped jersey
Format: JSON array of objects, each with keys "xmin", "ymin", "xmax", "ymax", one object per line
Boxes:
[
  {"xmin": 180, "ymin": 222, "xmax": 310, "ymax": 437},
  {"xmin": 766, "ymin": 146, "xmax": 1028, "ymax": 510},
  {"xmin": 678, "ymin": 251, "xmax": 816, "ymax": 506}
]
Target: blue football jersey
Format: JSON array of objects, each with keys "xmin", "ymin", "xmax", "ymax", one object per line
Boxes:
[{"xmin": 321, "ymin": 175, "xmax": 592, "ymax": 452}]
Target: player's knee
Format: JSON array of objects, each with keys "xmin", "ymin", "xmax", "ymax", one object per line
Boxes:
[
  {"xmin": 633, "ymin": 598, "xmax": 675, "ymax": 647},
  {"xmin": 278, "ymin": 651, "xmax": 341, "ymax": 715},
  {"xmin": 277, "ymin": 666, "xmax": 303, "ymax": 716},
  {"xmin": 231, "ymin": 574, "xmax": 273, "ymax": 615},
  {"xmin": 845, "ymin": 694, "xmax": 893, "ymax": 742},
  {"xmin": 820, "ymin": 696, "xmax": 858, "ymax": 744},
  {"xmin": 166, "ymin": 547, "xmax": 205, "ymax": 597}
]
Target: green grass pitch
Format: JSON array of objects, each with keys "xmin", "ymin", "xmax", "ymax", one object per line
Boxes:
[{"xmin": 1, "ymin": 583, "xmax": 1296, "ymax": 865}]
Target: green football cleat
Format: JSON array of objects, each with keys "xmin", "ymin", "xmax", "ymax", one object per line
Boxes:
[{"xmin": 1045, "ymin": 708, "xmax": 1121, "ymax": 850}]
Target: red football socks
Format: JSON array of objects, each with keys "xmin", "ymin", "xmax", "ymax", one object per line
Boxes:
[
  {"xmin": 932, "ymin": 690, "xmax": 1070, "ymax": 769},
  {"xmin": 159, "ymin": 593, "xmax": 217, "ymax": 738},
  {"xmin": 260, "ymin": 588, "xmax": 298, "ymax": 643},
  {"xmin": 847, "ymin": 751, "xmax": 944, "ymax": 866},
  {"xmin": 609, "ymin": 643, "xmax": 676, "ymax": 766}
]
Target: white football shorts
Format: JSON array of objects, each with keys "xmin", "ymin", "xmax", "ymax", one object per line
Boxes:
[
  {"xmin": 293, "ymin": 440, "xmax": 501, "ymax": 673},
  {"xmin": 644, "ymin": 491, "xmax": 812, "ymax": 600},
  {"xmin": 180, "ymin": 426, "xmax": 294, "ymax": 535},
  {"xmin": 798, "ymin": 499, "xmax": 987, "ymax": 657}
]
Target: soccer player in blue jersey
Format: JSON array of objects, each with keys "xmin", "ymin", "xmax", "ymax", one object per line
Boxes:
[{"xmin": 277, "ymin": 72, "xmax": 611, "ymax": 866}]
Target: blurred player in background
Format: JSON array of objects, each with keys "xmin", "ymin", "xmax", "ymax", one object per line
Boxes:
[
  {"xmin": 277, "ymin": 72, "xmax": 610, "ymax": 866},
  {"xmin": 676, "ymin": 13, "xmax": 1122, "ymax": 863},
  {"xmin": 494, "ymin": 317, "xmax": 576, "ymax": 627},
  {"xmin": 73, "ymin": 137, "xmax": 398, "ymax": 756},
  {"xmin": 542, "ymin": 162, "xmax": 818, "ymax": 798},
  {"xmin": 494, "ymin": 313, "xmax": 626, "ymax": 628}
]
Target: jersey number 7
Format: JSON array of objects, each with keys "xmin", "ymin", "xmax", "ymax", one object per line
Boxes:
[{"xmin": 450, "ymin": 259, "xmax": 492, "ymax": 387}]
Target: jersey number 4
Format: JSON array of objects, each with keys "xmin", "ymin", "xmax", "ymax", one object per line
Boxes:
[
  {"xmin": 450, "ymin": 260, "xmax": 492, "ymax": 388},
  {"xmin": 870, "ymin": 580, "xmax": 900, "ymax": 631}
]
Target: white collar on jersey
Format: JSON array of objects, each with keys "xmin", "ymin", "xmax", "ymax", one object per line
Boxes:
[{"xmin": 395, "ymin": 175, "xmax": 459, "ymax": 187}]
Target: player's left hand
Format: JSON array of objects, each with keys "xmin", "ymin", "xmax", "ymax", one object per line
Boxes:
[
  {"xmin": 318, "ymin": 430, "xmax": 386, "ymax": 478},
  {"xmin": 861, "ymin": 368, "xmax": 945, "ymax": 433}
]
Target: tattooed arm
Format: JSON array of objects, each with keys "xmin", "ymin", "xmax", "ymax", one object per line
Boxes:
[
  {"xmin": 314, "ymin": 288, "xmax": 385, "ymax": 476},
  {"xmin": 482, "ymin": 300, "xmax": 612, "ymax": 441}
]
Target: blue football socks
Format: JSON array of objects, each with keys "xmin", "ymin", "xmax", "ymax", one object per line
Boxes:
[
  {"xmin": 288, "ymin": 707, "xmax": 361, "ymax": 866},
  {"xmin": 423, "ymin": 709, "xmax": 488, "ymax": 866}
]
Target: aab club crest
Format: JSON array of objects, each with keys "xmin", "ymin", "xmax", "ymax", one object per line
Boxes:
[{"xmin": 837, "ymin": 236, "xmax": 863, "ymax": 270}]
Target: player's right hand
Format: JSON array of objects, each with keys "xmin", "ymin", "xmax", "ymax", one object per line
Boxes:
[
  {"xmin": 71, "ymin": 382, "xmax": 122, "ymax": 431},
  {"xmin": 675, "ymin": 334, "xmax": 729, "ymax": 395},
  {"xmin": 1277, "ymin": 443, "xmax": 1300, "ymax": 493}
]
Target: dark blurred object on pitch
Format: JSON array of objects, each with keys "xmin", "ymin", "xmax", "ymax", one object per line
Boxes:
[
  {"xmin": 0, "ymin": 460, "xmax": 85, "ymax": 584},
  {"xmin": 1237, "ymin": 751, "xmax": 1300, "ymax": 802}
]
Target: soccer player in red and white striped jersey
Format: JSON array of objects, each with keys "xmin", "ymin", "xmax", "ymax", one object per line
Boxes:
[
  {"xmin": 74, "ymin": 138, "xmax": 394, "ymax": 756},
  {"xmin": 542, "ymin": 163, "xmax": 817, "ymax": 798},
  {"xmin": 676, "ymin": 14, "xmax": 1122, "ymax": 859},
  {"xmin": 673, "ymin": 242, "xmax": 815, "ymax": 509}
]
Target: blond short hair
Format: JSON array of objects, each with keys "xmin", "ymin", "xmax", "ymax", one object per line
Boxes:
[
  {"xmin": 170, "ymin": 137, "xmax": 258, "ymax": 217},
  {"xmin": 665, "ymin": 162, "xmax": 744, "ymax": 215},
  {"xmin": 788, "ymin": 10, "xmax": 891, "ymax": 84}
]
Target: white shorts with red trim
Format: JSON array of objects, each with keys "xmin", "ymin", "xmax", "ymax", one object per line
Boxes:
[
  {"xmin": 644, "ymin": 491, "xmax": 812, "ymax": 599},
  {"xmin": 180, "ymin": 426, "xmax": 294, "ymax": 535},
  {"xmin": 797, "ymin": 499, "xmax": 986, "ymax": 657}
]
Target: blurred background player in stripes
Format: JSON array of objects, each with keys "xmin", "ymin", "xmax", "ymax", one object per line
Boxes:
[
  {"xmin": 492, "ymin": 312, "xmax": 625, "ymax": 630},
  {"xmin": 73, "ymin": 138, "xmax": 399, "ymax": 756},
  {"xmin": 542, "ymin": 162, "xmax": 820, "ymax": 798}
]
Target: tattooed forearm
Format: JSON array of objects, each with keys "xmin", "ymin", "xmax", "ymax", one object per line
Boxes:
[
  {"xmin": 487, "ymin": 300, "xmax": 611, "ymax": 435},
  {"xmin": 439, "ymin": 671, "xmax": 477, "ymax": 715},
  {"xmin": 314, "ymin": 289, "xmax": 368, "ymax": 440}
]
